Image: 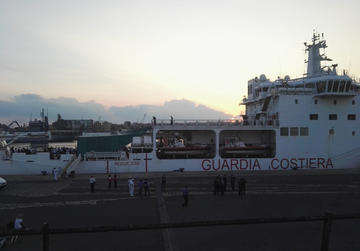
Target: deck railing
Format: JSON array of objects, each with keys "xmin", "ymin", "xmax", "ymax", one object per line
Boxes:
[
  {"xmin": 153, "ymin": 119, "xmax": 279, "ymax": 128},
  {"xmin": 1, "ymin": 212, "xmax": 359, "ymax": 251}
]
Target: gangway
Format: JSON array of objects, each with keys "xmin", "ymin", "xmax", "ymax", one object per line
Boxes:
[{"xmin": 61, "ymin": 154, "xmax": 82, "ymax": 177}]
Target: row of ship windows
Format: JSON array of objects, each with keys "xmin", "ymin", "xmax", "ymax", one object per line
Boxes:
[
  {"xmin": 281, "ymin": 127, "xmax": 356, "ymax": 136},
  {"xmin": 280, "ymin": 127, "xmax": 308, "ymax": 136},
  {"xmin": 249, "ymin": 81, "xmax": 358, "ymax": 96},
  {"xmin": 309, "ymin": 114, "xmax": 356, "ymax": 120},
  {"xmin": 295, "ymin": 99, "xmax": 356, "ymax": 105}
]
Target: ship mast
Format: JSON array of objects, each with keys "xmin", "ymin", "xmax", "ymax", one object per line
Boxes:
[{"xmin": 304, "ymin": 32, "xmax": 332, "ymax": 77}]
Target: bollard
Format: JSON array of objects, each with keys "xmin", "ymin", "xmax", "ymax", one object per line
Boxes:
[
  {"xmin": 320, "ymin": 212, "xmax": 333, "ymax": 251},
  {"xmin": 42, "ymin": 222, "xmax": 50, "ymax": 251}
]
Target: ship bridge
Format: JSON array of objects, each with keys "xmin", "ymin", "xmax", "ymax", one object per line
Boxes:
[{"xmin": 243, "ymin": 32, "xmax": 360, "ymax": 105}]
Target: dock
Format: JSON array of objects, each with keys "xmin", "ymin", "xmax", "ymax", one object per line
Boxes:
[{"xmin": 1, "ymin": 168, "xmax": 360, "ymax": 251}]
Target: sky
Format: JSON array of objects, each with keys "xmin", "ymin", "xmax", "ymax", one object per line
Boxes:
[{"xmin": 1, "ymin": 0, "xmax": 360, "ymax": 123}]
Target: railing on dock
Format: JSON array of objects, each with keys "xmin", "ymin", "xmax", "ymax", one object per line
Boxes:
[{"xmin": 1, "ymin": 212, "xmax": 359, "ymax": 251}]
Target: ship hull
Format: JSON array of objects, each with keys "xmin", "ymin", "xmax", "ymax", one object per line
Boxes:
[
  {"xmin": 74, "ymin": 153, "xmax": 360, "ymax": 174},
  {"xmin": 1, "ymin": 151, "xmax": 359, "ymax": 175},
  {"xmin": 0, "ymin": 153, "xmax": 73, "ymax": 175}
]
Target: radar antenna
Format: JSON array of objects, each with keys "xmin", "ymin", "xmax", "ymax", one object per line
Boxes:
[{"xmin": 305, "ymin": 31, "xmax": 332, "ymax": 77}]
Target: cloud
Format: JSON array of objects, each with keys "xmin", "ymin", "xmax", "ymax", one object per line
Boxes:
[{"xmin": 0, "ymin": 94, "xmax": 231, "ymax": 124}]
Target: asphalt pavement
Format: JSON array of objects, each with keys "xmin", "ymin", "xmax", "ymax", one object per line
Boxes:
[{"xmin": 0, "ymin": 168, "xmax": 360, "ymax": 251}]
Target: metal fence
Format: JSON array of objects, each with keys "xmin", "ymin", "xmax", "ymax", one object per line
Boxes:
[{"xmin": 1, "ymin": 212, "xmax": 359, "ymax": 251}]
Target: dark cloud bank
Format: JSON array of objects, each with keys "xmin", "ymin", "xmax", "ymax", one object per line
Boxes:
[{"xmin": 0, "ymin": 94, "xmax": 232, "ymax": 124}]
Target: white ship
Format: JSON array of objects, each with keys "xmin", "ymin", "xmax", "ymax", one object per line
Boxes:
[{"xmin": 1, "ymin": 33, "xmax": 359, "ymax": 175}]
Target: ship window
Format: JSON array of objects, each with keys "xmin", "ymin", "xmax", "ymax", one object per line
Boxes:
[
  {"xmin": 248, "ymin": 84, "xmax": 252, "ymax": 95},
  {"xmin": 314, "ymin": 99, "xmax": 318, "ymax": 104},
  {"xmin": 327, "ymin": 80, "xmax": 333, "ymax": 92},
  {"xmin": 345, "ymin": 81, "xmax": 351, "ymax": 92},
  {"xmin": 333, "ymin": 81, "xmax": 339, "ymax": 92},
  {"xmin": 310, "ymin": 114, "xmax": 318, "ymax": 120},
  {"xmin": 329, "ymin": 114, "xmax": 337, "ymax": 120},
  {"xmin": 317, "ymin": 81, "xmax": 326, "ymax": 93},
  {"xmin": 156, "ymin": 130, "xmax": 216, "ymax": 159},
  {"xmin": 339, "ymin": 81, "xmax": 345, "ymax": 92},
  {"xmin": 352, "ymin": 100, "xmax": 355, "ymax": 105},
  {"xmin": 295, "ymin": 99, "xmax": 298, "ymax": 104},
  {"xmin": 290, "ymin": 127, "xmax": 298, "ymax": 136},
  {"xmin": 305, "ymin": 83, "xmax": 315, "ymax": 88},
  {"xmin": 333, "ymin": 100, "xmax": 337, "ymax": 105},
  {"xmin": 130, "ymin": 136, "xmax": 153, "ymax": 154},
  {"xmin": 263, "ymin": 87, "xmax": 268, "ymax": 92},
  {"xmin": 219, "ymin": 130, "xmax": 276, "ymax": 158},
  {"xmin": 300, "ymin": 127, "xmax": 309, "ymax": 136},
  {"xmin": 329, "ymin": 129, "xmax": 335, "ymax": 135},
  {"xmin": 280, "ymin": 127, "xmax": 289, "ymax": 136},
  {"xmin": 352, "ymin": 131, "xmax": 356, "ymax": 136},
  {"xmin": 348, "ymin": 114, "xmax": 356, "ymax": 120}
]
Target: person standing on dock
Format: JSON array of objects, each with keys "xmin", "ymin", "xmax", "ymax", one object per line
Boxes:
[
  {"xmin": 138, "ymin": 179, "xmax": 144, "ymax": 197},
  {"xmin": 52, "ymin": 167, "xmax": 58, "ymax": 181},
  {"xmin": 223, "ymin": 174, "xmax": 227, "ymax": 192},
  {"xmin": 238, "ymin": 177, "xmax": 247, "ymax": 199},
  {"xmin": 161, "ymin": 175, "xmax": 166, "ymax": 193},
  {"xmin": 144, "ymin": 179, "xmax": 150, "ymax": 196},
  {"xmin": 182, "ymin": 185, "xmax": 189, "ymax": 208},
  {"xmin": 113, "ymin": 174, "xmax": 118, "ymax": 188},
  {"xmin": 170, "ymin": 116, "xmax": 174, "ymax": 125},
  {"xmin": 220, "ymin": 176, "xmax": 225, "ymax": 196},
  {"xmin": 89, "ymin": 176, "xmax": 96, "ymax": 193},
  {"xmin": 230, "ymin": 174, "xmax": 236, "ymax": 192},
  {"xmin": 107, "ymin": 175, "xmax": 112, "ymax": 189},
  {"xmin": 213, "ymin": 176, "xmax": 219, "ymax": 195},
  {"xmin": 128, "ymin": 178, "xmax": 135, "ymax": 197}
]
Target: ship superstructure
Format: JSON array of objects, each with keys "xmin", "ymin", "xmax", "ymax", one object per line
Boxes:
[
  {"xmin": 241, "ymin": 33, "xmax": 359, "ymax": 170},
  {"xmin": 1, "ymin": 33, "xmax": 359, "ymax": 174}
]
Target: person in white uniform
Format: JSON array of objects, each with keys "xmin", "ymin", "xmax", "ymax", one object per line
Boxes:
[{"xmin": 128, "ymin": 178, "xmax": 135, "ymax": 197}]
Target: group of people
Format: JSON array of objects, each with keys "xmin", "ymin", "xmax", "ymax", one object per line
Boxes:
[
  {"xmin": 107, "ymin": 174, "xmax": 118, "ymax": 188},
  {"xmin": 135, "ymin": 178, "xmax": 151, "ymax": 197},
  {"xmin": 213, "ymin": 174, "xmax": 247, "ymax": 198},
  {"xmin": 126, "ymin": 177, "xmax": 151, "ymax": 197},
  {"xmin": 89, "ymin": 175, "xmax": 151, "ymax": 197},
  {"xmin": 49, "ymin": 147, "xmax": 77, "ymax": 159}
]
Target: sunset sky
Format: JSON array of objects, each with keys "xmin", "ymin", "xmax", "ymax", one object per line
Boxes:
[{"xmin": 1, "ymin": 0, "xmax": 360, "ymax": 122}]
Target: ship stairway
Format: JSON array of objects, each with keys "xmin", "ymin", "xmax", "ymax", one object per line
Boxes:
[
  {"xmin": 61, "ymin": 154, "xmax": 82, "ymax": 177},
  {"xmin": 262, "ymin": 96, "xmax": 272, "ymax": 112}
]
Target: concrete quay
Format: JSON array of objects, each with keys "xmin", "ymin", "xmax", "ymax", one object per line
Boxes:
[{"xmin": 0, "ymin": 168, "xmax": 360, "ymax": 251}]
